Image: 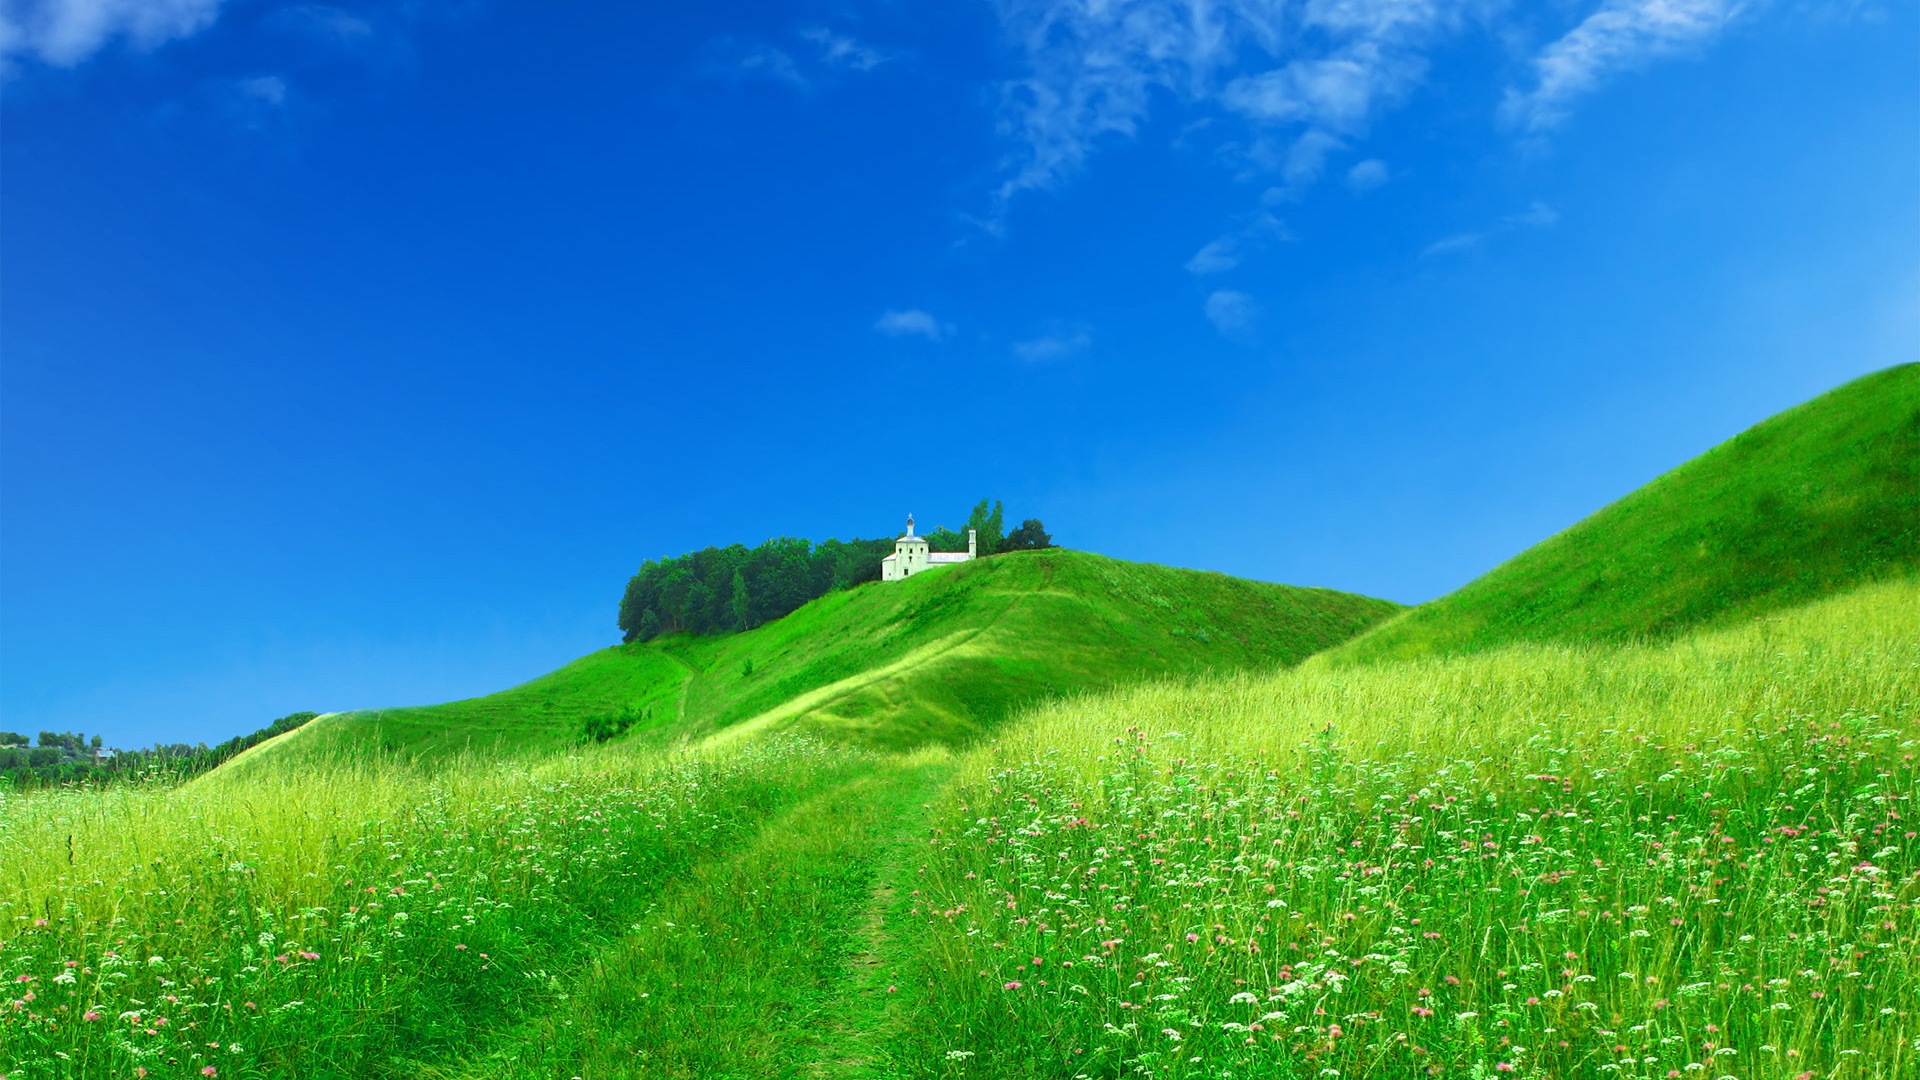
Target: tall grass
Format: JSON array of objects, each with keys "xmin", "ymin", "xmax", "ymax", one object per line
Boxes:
[
  {"xmin": 891, "ymin": 578, "xmax": 1920, "ymax": 1078},
  {"xmin": 0, "ymin": 736, "xmax": 866, "ymax": 1079}
]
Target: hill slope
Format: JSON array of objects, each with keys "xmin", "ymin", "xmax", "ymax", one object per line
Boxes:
[
  {"xmin": 254, "ymin": 549, "xmax": 1400, "ymax": 763},
  {"xmin": 1335, "ymin": 363, "xmax": 1920, "ymax": 663}
]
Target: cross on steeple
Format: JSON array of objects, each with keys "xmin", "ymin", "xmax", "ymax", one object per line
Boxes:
[{"xmin": 905, "ymin": 514, "xmax": 916, "ymax": 538}]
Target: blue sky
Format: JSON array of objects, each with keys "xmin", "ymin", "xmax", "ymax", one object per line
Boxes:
[{"xmin": 3, "ymin": 0, "xmax": 1915, "ymax": 748}]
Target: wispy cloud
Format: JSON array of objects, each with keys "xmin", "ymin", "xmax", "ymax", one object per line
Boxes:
[
  {"xmin": 1012, "ymin": 327, "xmax": 1091, "ymax": 361},
  {"xmin": 874, "ymin": 309, "xmax": 953, "ymax": 341},
  {"xmin": 1185, "ymin": 210, "xmax": 1287, "ymax": 275},
  {"xmin": 1505, "ymin": 200, "xmax": 1560, "ymax": 227},
  {"xmin": 989, "ymin": 0, "xmax": 1760, "ymax": 211},
  {"xmin": 1204, "ymin": 289, "xmax": 1257, "ymax": 336},
  {"xmin": 1420, "ymin": 231, "xmax": 1484, "ymax": 258},
  {"xmin": 238, "ymin": 73, "xmax": 287, "ymax": 106},
  {"xmin": 989, "ymin": 0, "xmax": 1459, "ymax": 205},
  {"xmin": 800, "ymin": 26, "xmax": 885, "ymax": 71},
  {"xmin": 2, "ymin": 0, "xmax": 230, "ymax": 69},
  {"xmin": 698, "ymin": 26, "xmax": 893, "ymax": 92},
  {"xmin": 1422, "ymin": 199, "xmax": 1559, "ymax": 256},
  {"xmin": 1502, "ymin": 0, "xmax": 1744, "ymax": 133},
  {"xmin": 272, "ymin": 4, "xmax": 374, "ymax": 44},
  {"xmin": 1346, "ymin": 157, "xmax": 1389, "ymax": 193},
  {"xmin": 698, "ymin": 35, "xmax": 808, "ymax": 88}
]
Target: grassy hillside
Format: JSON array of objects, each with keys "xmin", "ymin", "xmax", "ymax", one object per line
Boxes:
[
  {"xmin": 887, "ymin": 574, "xmax": 1920, "ymax": 1078},
  {"xmin": 15, "ymin": 578, "xmax": 1910, "ymax": 1079},
  {"xmin": 256, "ymin": 549, "xmax": 1400, "ymax": 764},
  {"xmin": 1337, "ymin": 363, "xmax": 1920, "ymax": 663}
]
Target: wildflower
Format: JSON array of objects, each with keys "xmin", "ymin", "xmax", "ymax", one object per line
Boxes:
[
  {"xmin": 83, "ymin": 1010, "xmax": 102, "ymax": 1022},
  {"xmin": 1003, "ymin": 981, "xmax": 1022, "ymax": 990},
  {"xmin": 203, "ymin": 1069, "xmax": 218, "ymax": 1078},
  {"xmin": 1495, "ymin": 1066, "xmax": 1514, "ymax": 1073}
]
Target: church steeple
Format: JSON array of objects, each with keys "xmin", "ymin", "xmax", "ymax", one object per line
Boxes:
[{"xmin": 904, "ymin": 513, "xmax": 916, "ymax": 539}]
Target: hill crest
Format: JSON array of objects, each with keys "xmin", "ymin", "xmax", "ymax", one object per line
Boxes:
[{"xmin": 1334, "ymin": 363, "xmax": 1920, "ymax": 663}]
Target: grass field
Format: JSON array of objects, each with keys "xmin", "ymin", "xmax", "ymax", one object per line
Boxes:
[
  {"xmin": 3, "ymin": 372, "xmax": 1914, "ymax": 1078},
  {"xmin": 884, "ymin": 576, "xmax": 1920, "ymax": 1078},
  {"xmin": 1336, "ymin": 363, "xmax": 1920, "ymax": 664}
]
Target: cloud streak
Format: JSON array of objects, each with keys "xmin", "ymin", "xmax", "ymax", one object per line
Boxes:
[
  {"xmin": 1503, "ymin": 0, "xmax": 1743, "ymax": 133},
  {"xmin": 988, "ymin": 0, "xmax": 1754, "ymax": 207},
  {"xmin": 1012, "ymin": 328, "xmax": 1090, "ymax": 361},
  {"xmin": 875, "ymin": 309, "xmax": 953, "ymax": 341},
  {"xmin": 988, "ymin": 0, "xmax": 1459, "ymax": 204},
  {"xmin": 3, "ymin": 0, "xmax": 229, "ymax": 68}
]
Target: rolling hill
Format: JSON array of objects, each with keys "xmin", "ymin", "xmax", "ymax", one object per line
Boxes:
[
  {"xmin": 1334, "ymin": 362, "xmax": 1920, "ymax": 663},
  {"xmin": 250, "ymin": 548, "xmax": 1400, "ymax": 764}
]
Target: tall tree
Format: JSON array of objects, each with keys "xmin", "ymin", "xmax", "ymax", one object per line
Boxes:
[{"xmin": 965, "ymin": 498, "xmax": 1006, "ymax": 555}]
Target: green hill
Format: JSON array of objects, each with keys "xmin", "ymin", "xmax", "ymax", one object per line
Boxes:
[
  {"xmin": 255, "ymin": 549, "xmax": 1400, "ymax": 762},
  {"xmin": 1335, "ymin": 363, "xmax": 1920, "ymax": 664}
]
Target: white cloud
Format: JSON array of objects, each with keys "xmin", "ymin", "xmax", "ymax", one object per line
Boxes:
[
  {"xmin": 273, "ymin": 4, "xmax": 373, "ymax": 44},
  {"xmin": 1502, "ymin": 0, "xmax": 1743, "ymax": 132},
  {"xmin": 989, "ymin": 0, "xmax": 1760, "ymax": 210},
  {"xmin": 700, "ymin": 36, "xmax": 807, "ymax": 88},
  {"xmin": 1420, "ymin": 231, "xmax": 1483, "ymax": 257},
  {"xmin": 2, "ymin": 0, "xmax": 228, "ymax": 68},
  {"xmin": 989, "ymin": 0, "xmax": 1457, "ymax": 204},
  {"xmin": 1204, "ymin": 289, "xmax": 1257, "ymax": 335},
  {"xmin": 1346, "ymin": 157, "xmax": 1388, "ymax": 192},
  {"xmin": 238, "ymin": 73, "xmax": 286, "ymax": 105},
  {"xmin": 800, "ymin": 26, "xmax": 885, "ymax": 71},
  {"xmin": 1422, "ymin": 198, "xmax": 1557, "ymax": 255},
  {"xmin": 1012, "ymin": 328, "xmax": 1091, "ymax": 361},
  {"xmin": 1185, "ymin": 237, "xmax": 1241, "ymax": 275},
  {"xmin": 1185, "ymin": 211, "xmax": 1287, "ymax": 275},
  {"xmin": 874, "ymin": 309, "xmax": 953, "ymax": 341}
]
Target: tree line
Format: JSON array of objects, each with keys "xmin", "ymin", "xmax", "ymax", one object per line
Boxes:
[
  {"xmin": 0, "ymin": 711, "xmax": 319, "ymax": 789},
  {"xmin": 618, "ymin": 499, "xmax": 1052, "ymax": 642}
]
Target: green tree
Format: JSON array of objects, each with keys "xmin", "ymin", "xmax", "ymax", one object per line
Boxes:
[
  {"xmin": 1004, "ymin": 518, "xmax": 1053, "ymax": 550},
  {"xmin": 730, "ymin": 569, "xmax": 752, "ymax": 630},
  {"xmin": 965, "ymin": 498, "xmax": 1006, "ymax": 555}
]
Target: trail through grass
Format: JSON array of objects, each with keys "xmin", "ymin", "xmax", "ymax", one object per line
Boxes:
[
  {"xmin": 260, "ymin": 550, "xmax": 1399, "ymax": 767},
  {"xmin": 454, "ymin": 753, "xmax": 954, "ymax": 1079},
  {"xmin": 0, "ymin": 739, "xmax": 864, "ymax": 1079}
]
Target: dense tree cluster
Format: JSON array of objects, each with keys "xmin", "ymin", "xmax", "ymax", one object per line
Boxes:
[
  {"xmin": 0, "ymin": 712, "xmax": 319, "ymax": 788},
  {"xmin": 617, "ymin": 500, "xmax": 1052, "ymax": 642}
]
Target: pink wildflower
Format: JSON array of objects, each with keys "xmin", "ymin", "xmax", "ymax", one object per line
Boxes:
[{"xmin": 1003, "ymin": 980, "xmax": 1022, "ymax": 990}]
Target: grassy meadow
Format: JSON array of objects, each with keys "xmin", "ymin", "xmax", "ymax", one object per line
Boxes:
[
  {"xmin": 4, "ymin": 375, "xmax": 1914, "ymax": 1077},
  {"xmin": 0, "ymin": 736, "xmax": 870, "ymax": 1078},
  {"xmin": 887, "ymin": 578, "xmax": 1919, "ymax": 1078}
]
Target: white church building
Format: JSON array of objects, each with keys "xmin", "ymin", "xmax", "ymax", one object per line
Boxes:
[{"xmin": 881, "ymin": 515, "xmax": 976, "ymax": 582}]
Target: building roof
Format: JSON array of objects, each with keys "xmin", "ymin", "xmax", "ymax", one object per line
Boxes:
[{"xmin": 927, "ymin": 552, "xmax": 972, "ymax": 563}]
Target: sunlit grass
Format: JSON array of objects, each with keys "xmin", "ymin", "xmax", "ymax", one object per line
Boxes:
[
  {"xmin": 0, "ymin": 737, "xmax": 866, "ymax": 1078},
  {"xmin": 892, "ymin": 578, "xmax": 1920, "ymax": 1079}
]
